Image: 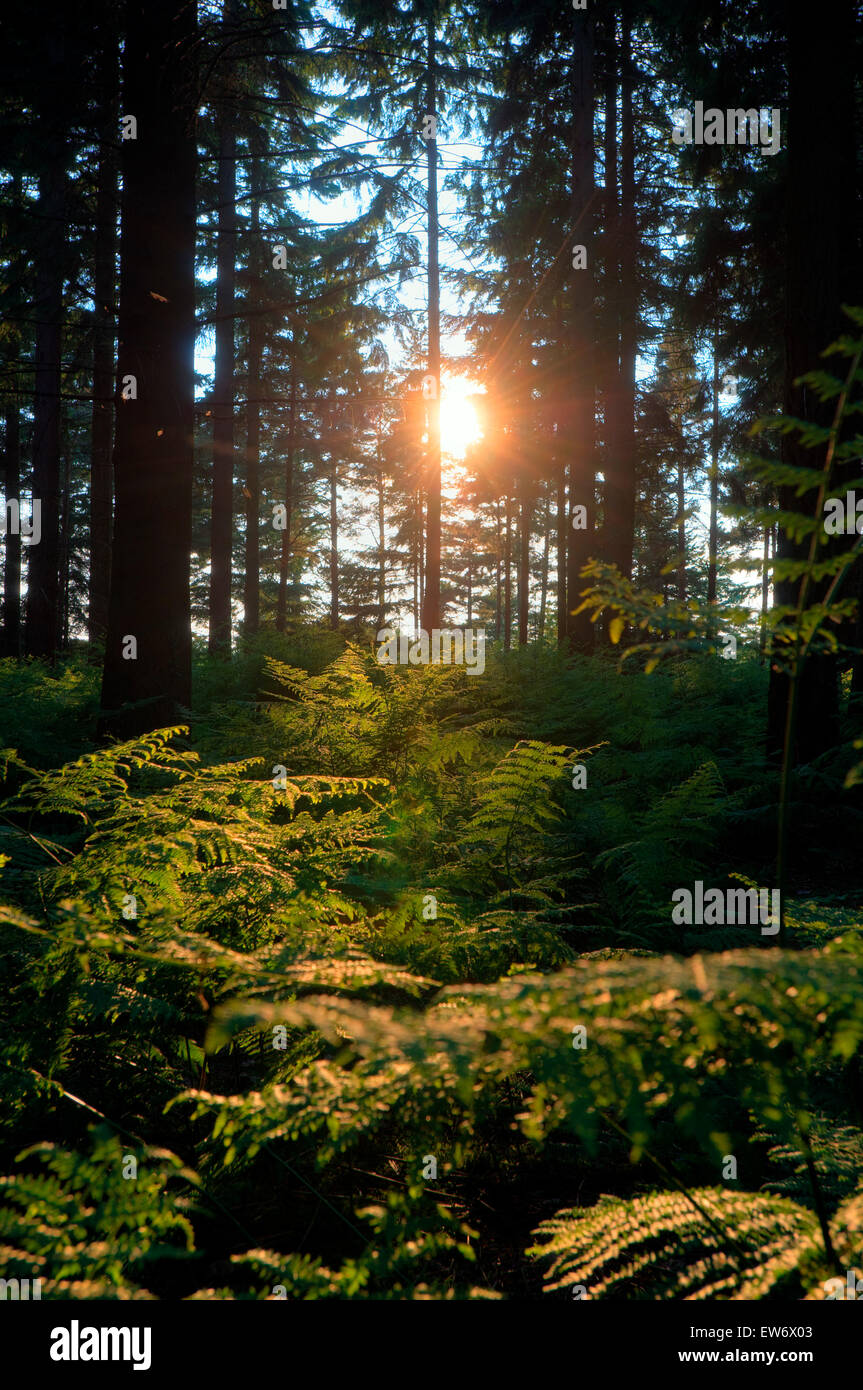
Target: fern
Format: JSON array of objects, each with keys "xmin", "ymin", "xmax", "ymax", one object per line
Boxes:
[
  {"xmin": 528, "ymin": 1188, "xmax": 822, "ymax": 1299},
  {"xmin": 0, "ymin": 1129, "xmax": 198, "ymax": 1299}
]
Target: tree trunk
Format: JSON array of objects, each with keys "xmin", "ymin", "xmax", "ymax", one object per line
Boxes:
[
  {"xmin": 275, "ymin": 367, "xmax": 296, "ymax": 633},
  {"xmin": 556, "ymin": 453, "xmax": 567, "ymax": 642},
  {"xmin": 518, "ymin": 486, "xmax": 531, "ymax": 645},
  {"xmin": 88, "ymin": 44, "xmax": 118, "ymax": 652},
  {"xmin": 759, "ymin": 517, "xmax": 771, "ymax": 660},
  {"xmin": 504, "ymin": 495, "xmax": 512, "ymax": 652},
  {"xmin": 245, "ymin": 122, "xmax": 265, "ymax": 636},
  {"xmin": 766, "ymin": 0, "xmax": 857, "ymax": 762},
  {"xmin": 495, "ymin": 499, "xmax": 502, "ymax": 640},
  {"xmin": 676, "ymin": 443, "xmax": 686, "ymax": 602},
  {"xmin": 421, "ymin": 13, "xmax": 441, "ymax": 631},
  {"xmin": 376, "ymin": 438, "xmax": 386, "ymax": 631},
  {"xmin": 615, "ymin": 1, "xmax": 637, "ymax": 580},
  {"xmin": 414, "ymin": 489, "xmax": 419, "ymax": 619},
  {"xmin": 539, "ymin": 484, "xmax": 550, "ymax": 640},
  {"xmin": 99, "ymin": 0, "xmax": 197, "ymax": 739},
  {"xmin": 466, "ymin": 547, "xmax": 472, "ymax": 626},
  {"xmin": 565, "ymin": 8, "xmax": 596, "ymax": 650},
  {"xmin": 3, "ymin": 392, "xmax": 21, "ymax": 658},
  {"xmin": 329, "ymin": 458, "xmax": 339, "ymax": 630},
  {"xmin": 58, "ymin": 437, "xmax": 71, "ymax": 650},
  {"xmin": 26, "ymin": 32, "xmax": 66, "ymax": 660},
  {"xmin": 707, "ymin": 330, "xmax": 720, "ymax": 612},
  {"xmin": 208, "ymin": 102, "xmax": 237, "ymax": 655}
]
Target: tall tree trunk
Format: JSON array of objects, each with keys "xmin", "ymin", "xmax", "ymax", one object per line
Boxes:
[
  {"xmin": 26, "ymin": 31, "xmax": 66, "ymax": 659},
  {"xmin": 99, "ymin": 0, "xmax": 197, "ymax": 738},
  {"xmin": 417, "ymin": 488, "xmax": 424, "ymax": 622},
  {"xmin": 676, "ymin": 443, "xmax": 686, "ymax": 602},
  {"xmin": 245, "ymin": 121, "xmax": 265, "ymax": 636},
  {"xmin": 495, "ymin": 499, "xmax": 502, "ymax": 640},
  {"xmin": 766, "ymin": 0, "xmax": 857, "ymax": 762},
  {"xmin": 209, "ymin": 95, "xmax": 237, "ymax": 655},
  {"xmin": 329, "ymin": 459, "xmax": 339, "ymax": 630},
  {"xmin": 412, "ymin": 494, "xmax": 420, "ymax": 629},
  {"xmin": 376, "ymin": 439, "xmax": 386, "ymax": 631},
  {"xmin": 615, "ymin": 1, "xmax": 637, "ymax": 580},
  {"xmin": 504, "ymin": 495, "xmax": 512, "ymax": 652},
  {"xmin": 707, "ymin": 329, "xmax": 720, "ymax": 613},
  {"xmin": 539, "ymin": 484, "xmax": 550, "ymax": 640},
  {"xmin": 518, "ymin": 486, "xmax": 531, "ymax": 646},
  {"xmin": 421, "ymin": 12, "xmax": 441, "ymax": 631},
  {"xmin": 759, "ymin": 516, "xmax": 771, "ymax": 661},
  {"xmin": 3, "ymin": 392, "xmax": 21, "ymax": 658},
  {"xmin": 556, "ymin": 453, "xmax": 567, "ymax": 642},
  {"xmin": 89, "ymin": 43, "xmax": 118, "ymax": 651},
  {"xmin": 600, "ymin": 9, "xmax": 621, "ymax": 574},
  {"xmin": 275, "ymin": 367, "xmax": 296, "ymax": 633},
  {"xmin": 58, "ymin": 436, "xmax": 71, "ymax": 650},
  {"xmin": 565, "ymin": 8, "xmax": 596, "ymax": 650},
  {"xmin": 466, "ymin": 546, "xmax": 472, "ymax": 626}
]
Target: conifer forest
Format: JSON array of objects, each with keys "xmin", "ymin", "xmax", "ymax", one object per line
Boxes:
[{"xmin": 2, "ymin": 0, "xmax": 863, "ymax": 1352}]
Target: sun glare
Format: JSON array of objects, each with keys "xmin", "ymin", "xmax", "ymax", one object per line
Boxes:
[{"xmin": 440, "ymin": 377, "xmax": 483, "ymax": 459}]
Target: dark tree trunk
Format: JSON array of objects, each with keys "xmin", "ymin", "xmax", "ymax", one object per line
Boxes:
[
  {"xmin": 518, "ymin": 486, "xmax": 531, "ymax": 646},
  {"xmin": 495, "ymin": 499, "xmax": 502, "ymax": 640},
  {"xmin": 329, "ymin": 459, "xmax": 339, "ymax": 630},
  {"xmin": 99, "ymin": 0, "xmax": 197, "ymax": 739},
  {"xmin": 247, "ymin": 127, "xmax": 266, "ymax": 634},
  {"xmin": 539, "ymin": 484, "xmax": 550, "ymax": 640},
  {"xmin": 766, "ymin": 0, "xmax": 857, "ymax": 762},
  {"xmin": 208, "ymin": 108, "xmax": 237, "ymax": 655},
  {"xmin": 275, "ymin": 368, "xmax": 296, "ymax": 633},
  {"xmin": 504, "ymin": 495, "xmax": 512, "ymax": 652},
  {"xmin": 613, "ymin": 2, "xmax": 637, "ymax": 580},
  {"xmin": 565, "ymin": 8, "xmax": 596, "ymax": 650},
  {"xmin": 707, "ymin": 331, "xmax": 720, "ymax": 611},
  {"xmin": 759, "ymin": 517, "xmax": 771, "ymax": 661},
  {"xmin": 414, "ymin": 489, "xmax": 419, "ymax": 619},
  {"xmin": 26, "ymin": 31, "xmax": 66, "ymax": 660},
  {"xmin": 89, "ymin": 48, "xmax": 118, "ymax": 652},
  {"xmin": 676, "ymin": 445, "xmax": 686, "ymax": 602},
  {"xmin": 376, "ymin": 434, "xmax": 386, "ymax": 631},
  {"xmin": 58, "ymin": 437, "xmax": 71, "ymax": 650},
  {"xmin": 3, "ymin": 392, "xmax": 21, "ymax": 658},
  {"xmin": 421, "ymin": 14, "xmax": 441, "ymax": 631},
  {"xmin": 556, "ymin": 452, "xmax": 567, "ymax": 642}
]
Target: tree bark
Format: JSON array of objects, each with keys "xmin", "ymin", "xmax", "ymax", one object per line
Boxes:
[
  {"xmin": 766, "ymin": 0, "xmax": 857, "ymax": 762},
  {"xmin": 209, "ymin": 92, "xmax": 237, "ymax": 655},
  {"xmin": 503, "ymin": 494, "xmax": 512, "ymax": 652},
  {"xmin": 89, "ymin": 42, "xmax": 118, "ymax": 652},
  {"xmin": 556, "ymin": 453, "xmax": 567, "ymax": 642},
  {"xmin": 26, "ymin": 29, "xmax": 66, "ymax": 659},
  {"xmin": 676, "ymin": 442, "xmax": 686, "ymax": 602},
  {"xmin": 707, "ymin": 328, "xmax": 720, "ymax": 613},
  {"xmin": 3, "ymin": 392, "xmax": 21, "ymax": 658},
  {"xmin": 329, "ymin": 456, "xmax": 339, "ymax": 630},
  {"xmin": 518, "ymin": 484, "xmax": 531, "ymax": 645},
  {"xmin": 99, "ymin": 0, "xmax": 197, "ymax": 739},
  {"xmin": 565, "ymin": 8, "xmax": 596, "ymax": 650},
  {"xmin": 539, "ymin": 484, "xmax": 550, "ymax": 641},
  {"xmin": 421, "ymin": 12, "xmax": 441, "ymax": 631},
  {"xmin": 245, "ymin": 121, "xmax": 266, "ymax": 636},
  {"xmin": 275, "ymin": 367, "xmax": 296, "ymax": 633}
]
